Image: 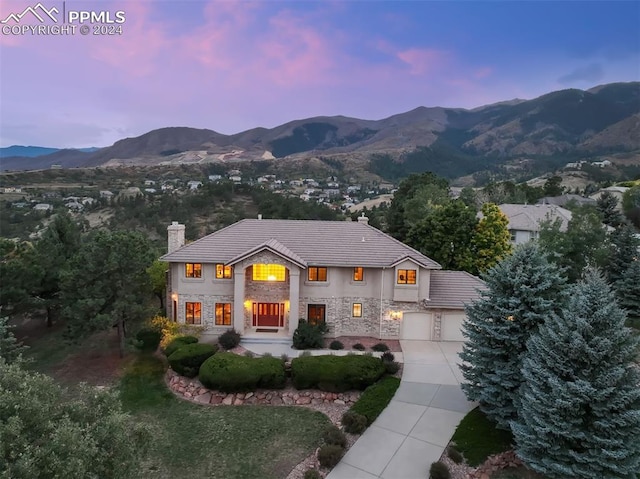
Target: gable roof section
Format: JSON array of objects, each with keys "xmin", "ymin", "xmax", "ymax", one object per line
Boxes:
[
  {"xmin": 160, "ymin": 219, "xmax": 441, "ymax": 269},
  {"xmin": 227, "ymin": 238, "xmax": 307, "ymax": 268},
  {"xmin": 427, "ymin": 271, "xmax": 486, "ymax": 309},
  {"xmin": 498, "ymin": 204, "xmax": 572, "ymax": 232}
]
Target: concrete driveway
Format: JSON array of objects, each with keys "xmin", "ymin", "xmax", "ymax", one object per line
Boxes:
[{"xmin": 326, "ymin": 340, "xmax": 476, "ymax": 479}]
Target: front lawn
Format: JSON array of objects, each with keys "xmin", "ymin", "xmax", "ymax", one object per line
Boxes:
[{"xmin": 119, "ymin": 354, "xmax": 332, "ymax": 479}]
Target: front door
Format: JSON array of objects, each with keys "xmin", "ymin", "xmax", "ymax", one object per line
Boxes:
[{"xmin": 253, "ymin": 303, "xmax": 284, "ymax": 328}]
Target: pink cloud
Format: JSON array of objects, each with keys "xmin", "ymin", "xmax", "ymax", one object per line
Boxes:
[{"xmin": 396, "ymin": 48, "xmax": 446, "ymax": 75}]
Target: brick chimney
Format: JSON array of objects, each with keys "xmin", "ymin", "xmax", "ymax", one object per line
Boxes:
[
  {"xmin": 167, "ymin": 221, "xmax": 185, "ymax": 253},
  {"xmin": 357, "ymin": 213, "xmax": 369, "ymax": 225}
]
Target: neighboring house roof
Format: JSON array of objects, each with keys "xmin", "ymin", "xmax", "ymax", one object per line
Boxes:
[
  {"xmin": 161, "ymin": 219, "xmax": 441, "ymax": 269},
  {"xmin": 537, "ymin": 194, "xmax": 596, "ymax": 207},
  {"xmin": 427, "ymin": 271, "xmax": 486, "ymax": 309},
  {"xmin": 498, "ymin": 204, "xmax": 572, "ymax": 232}
]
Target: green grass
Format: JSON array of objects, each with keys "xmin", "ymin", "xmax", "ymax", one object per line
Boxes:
[
  {"xmin": 119, "ymin": 354, "xmax": 332, "ymax": 479},
  {"xmin": 450, "ymin": 407, "xmax": 514, "ymax": 467}
]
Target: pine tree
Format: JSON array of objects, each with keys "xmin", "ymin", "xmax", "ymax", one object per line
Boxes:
[
  {"xmin": 596, "ymin": 191, "xmax": 625, "ymax": 228},
  {"xmin": 512, "ymin": 269, "xmax": 640, "ymax": 478},
  {"xmin": 459, "ymin": 242, "xmax": 567, "ymax": 429},
  {"xmin": 606, "ymin": 224, "xmax": 640, "ymax": 284},
  {"xmin": 615, "ymin": 259, "xmax": 640, "ymax": 330}
]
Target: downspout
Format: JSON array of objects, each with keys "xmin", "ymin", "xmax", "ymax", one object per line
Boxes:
[{"xmin": 379, "ymin": 267, "xmax": 385, "ymax": 339}]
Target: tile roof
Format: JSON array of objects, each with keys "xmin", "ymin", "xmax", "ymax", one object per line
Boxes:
[
  {"xmin": 427, "ymin": 271, "xmax": 486, "ymax": 309},
  {"xmin": 497, "ymin": 204, "xmax": 572, "ymax": 232},
  {"xmin": 160, "ymin": 219, "xmax": 441, "ymax": 269}
]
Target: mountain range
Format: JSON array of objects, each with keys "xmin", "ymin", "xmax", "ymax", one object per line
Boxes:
[{"xmin": 1, "ymin": 82, "xmax": 638, "ymax": 179}]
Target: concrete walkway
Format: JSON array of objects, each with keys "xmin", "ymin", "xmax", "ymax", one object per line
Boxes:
[{"xmin": 326, "ymin": 340, "xmax": 476, "ymax": 479}]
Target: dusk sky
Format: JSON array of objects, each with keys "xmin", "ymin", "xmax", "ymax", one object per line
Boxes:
[{"xmin": 0, "ymin": 0, "xmax": 638, "ymax": 148}]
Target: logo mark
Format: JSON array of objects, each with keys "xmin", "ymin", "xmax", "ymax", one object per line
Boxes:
[{"xmin": 1, "ymin": 3, "xmax": 59, "ymax": 24}]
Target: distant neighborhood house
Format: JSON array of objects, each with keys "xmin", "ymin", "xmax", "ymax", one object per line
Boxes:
[{"xmin": 495, "ymin": 204, "xmax": 573, "ymax": 245}]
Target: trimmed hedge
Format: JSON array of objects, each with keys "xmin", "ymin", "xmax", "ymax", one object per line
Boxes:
[
  {"xmin": 351, "ymin": 376, "xmax": 401, "ymax": 425},
  {"xmin": 135, "ymin": 327, "xmax": 162, "ymax": 351},
  {"xmin": 291, "ymin": 354, "xmax": 385, "ymax": 392},
  {"xmin": 341, "ymin": 411, "xmax": 367, "ymax": 434},
  {"xmin": 168, "ymin": 343, "xmax": 218, "ymax": 378},
  {"xmin": 218, "ymin": 329, "xmax": 241, "ymax": 350},
  {"xmin": 199, "ymin": 352, "xmax": 286, "ymax": 393},
  {"xmin": 317, "ymin": 444, "xmax": 344, "ymax": 468},
  {"xmin": 164, "ymin": 335, "xmax": 199, "ymax": 357}
]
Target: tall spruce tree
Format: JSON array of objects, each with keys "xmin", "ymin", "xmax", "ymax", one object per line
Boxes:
[
  {"xmin": 512, "ymin": 269, "xmax": 640, "ymax": 479},
  {"xmin": 459, "ymin": 242, "xmax": 567, "ymax": 429},
  {"xmin": 615, "ymin": 259, "xmax": 640, "ymax": 330},
  {"xmin": 606, "ymin": 224, "xmax": 640, "ymax": 284}
]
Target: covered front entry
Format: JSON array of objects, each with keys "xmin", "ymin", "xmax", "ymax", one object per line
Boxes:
[
  {"xmin": 252, "ymin": 302, "xmax": 285, "ymax": 328},
  {"xmin": 400, "ymin": 312, "xmax": 432, "ymax": 340}
]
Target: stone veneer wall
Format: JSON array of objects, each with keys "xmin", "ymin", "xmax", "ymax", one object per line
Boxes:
[
  {"xmin": 243, "ymin": 266, "xmax": 290, "ymax": 330},
  {"xmin": 299, "ymin": 296, "xmax": 429, "ymax": 339},
  {"xmin": 176, "ymin": 293, "xmax": 234, "ymax": 334}
]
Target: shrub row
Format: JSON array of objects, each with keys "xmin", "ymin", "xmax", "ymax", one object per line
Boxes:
[
  {"xmin": 291, "ymin": 354, "xmax": 385, "ymax": 392},
  {"xmin": 350, "ymin": 376, "xmax": 401, "ymax": 425},
  {"xmin": 168, "ymin": 343, "xmax": 218, "ymax": 378},
  {"xmin": 199, "ymin": 352, "xmax": 286, "ymax": 393},
  {"xmin": 164, "ymin": 335, "xmax": 199, "ymax": 357}
]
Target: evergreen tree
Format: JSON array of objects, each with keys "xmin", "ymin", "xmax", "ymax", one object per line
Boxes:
[
  {"xmin": 615, "ymin": 259, "xmax": 640, "ymax": 330},
  {"xmin": 596, "ymin": 191, "xmax": 624, "ymax": 228},
  {"xmin": 512, "ymin": 269, "xmax": 640, "ymax": 478},
  {"xmin": 0, "ymin": 316, "xmax": 28, "ymax": 364},
  {"xmin": 61, "ymin": 230, "xmax": 155, "ymax": 357},
  {"xmin": 459, "ymin": 242, "xmax": 567, "ymax": 429},
  {"xmin": 472, "ymin": 203, "xmax": 513, "ymax": 274},
  {"xmin": 606, "ymin": 224, "xmax": 640, "ymax": 284}
]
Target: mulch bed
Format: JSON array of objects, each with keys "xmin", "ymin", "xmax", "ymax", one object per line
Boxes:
[{"xmin": 325, "ymin": 336, "xmax": 402, "ymax": 352}]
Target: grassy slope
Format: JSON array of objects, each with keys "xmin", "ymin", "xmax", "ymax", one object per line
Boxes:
[{"xmin": 119, "ymin": 354, "xmax": 332, "ymax": 479}]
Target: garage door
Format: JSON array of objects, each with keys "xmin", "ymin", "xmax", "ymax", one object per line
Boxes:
[
  {"xmin": 400, "ymin": 312, "xmax": 432, "ymax": 340},
  {"xmin": 441, "ymin": 312, "xmax": 466, "ymax": 341}
]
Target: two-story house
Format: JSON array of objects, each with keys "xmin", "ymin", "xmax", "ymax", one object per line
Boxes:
[{"xmin": 160, "ymin": 216, "xmax": 484, "ymax": 342}]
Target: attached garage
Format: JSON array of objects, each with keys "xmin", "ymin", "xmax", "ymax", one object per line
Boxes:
[
  {"xmin": 400, "ymin": 311, "xmax": 433, "ymax": 340},
  {"xmin": 440, "ymin": 311, "xmax": 466, "ymax": 341}
]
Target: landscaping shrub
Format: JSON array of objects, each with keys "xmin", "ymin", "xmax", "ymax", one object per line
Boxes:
[
  {"xmin": 341, "ymin": 411, "xmax": 367, "ymax": 434},
  {"xmin": 135, "ymin": 327, "xmax": 162, "ymax": 351},
  {"xmin": 329, "ymin": 340, "xmax": 344, "ymax": 350},
  {"xmin": 352, "ymin": 343, "xmax": 365, "ymax": 351},
  {"xmin": 218, "ymin": 329, "xmax": 241, "ymax": 350},
  {"xmin": 168, "ymin": 343, "xmax": 218, "ymax": 378},
  {"xmin": 351, "ymin": 376, "xmax": 401, "ymax": 425},
  {"xmin": 383, "ymin": 361, "xmax": 400, "ymax": 375},
  {"xmin": 447, "ymin": 446, "xmax": 464, "ymax": 464},
  {"xmin": 292, "ymin": 319, "xmax": 328, "ymax": 349},
  {"xmin": 303, "ymin": 470, "xmax": 322, "ymax": 479},
  {"xmin": 164, "ymin": 335, "xmax": 199, "ymax": 357},
  {"xmin": 322, "ymin": 425, "xmax": 347, "ymax": 448},
  {"xmin": 381, "ymin": 351, "xmax": 395, "ymax": 362},
  {"xmin": 317, "ymin": 444, "xmax": 344, "ymax": 468},
  {"xmin": 429, "ymin": 461, "xmax": 450, "ymax": 479},
  {"xmin": 291, "ymin": 354, "xmax": 385, "ymax": 392},
  {"xmin": 244, "ymin": 351, "xmax": 255, "ymax": 358},
  {"xmin": 371, "ymin": 342, "xmax": 389, "ymax": 352},
  {"xmin": 199, "ymin": 352, "xmax": 286, "ymax": 393}
]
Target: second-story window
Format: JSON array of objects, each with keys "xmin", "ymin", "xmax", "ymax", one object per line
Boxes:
[
  {"xmin": 215, "ymin": 264, "xmax": 233, "ymax": 279},
  {"xmin": 185, "ymin": 263, "xmax": 202, "ymax": 278},
  {"xmin": 353, "ymin": 267, "xmax": 364, "ymax": 281},
  {"xmin": 397, "ymin": 269, "xmax": 417, "ymax": 285},
  {"xmin": 308, "ymin": 267, "xmax": 327, "ymax": 282}
]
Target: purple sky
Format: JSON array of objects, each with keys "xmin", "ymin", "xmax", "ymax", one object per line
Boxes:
[{"xmin": 1, "ymin": 0, "xmax": 639, "ymax": 148}]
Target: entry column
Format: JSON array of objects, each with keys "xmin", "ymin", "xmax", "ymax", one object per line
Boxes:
[
  {"xmin": 233, "ymin": 266, "xmax": 245, "ymax": 334},
  {"xmin": 288, "ymin": 269, "xmax": 300, "ymax": 334}
]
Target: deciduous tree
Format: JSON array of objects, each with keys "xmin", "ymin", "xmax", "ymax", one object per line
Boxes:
[
  {"xmin": 147, "ymin": 259, "xmax": 168, "ymax": 313},
  {"xmin": 512, "ymin": 269, "xmax": 640, "ymax": 478},
  {"xmin": 459, "ymin": 243, "xmax": 567, "ymax": 429},
  {"xmin": 0, "ymin": 360, "xmax": 150, "ymax": 479},
  {"xmin": 472, "ymin": 203, "xmax": 513, "ymax": 274},
  {"xmin": 406, "ymin": 199, "xmax": 477, "ymax": 271}
]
